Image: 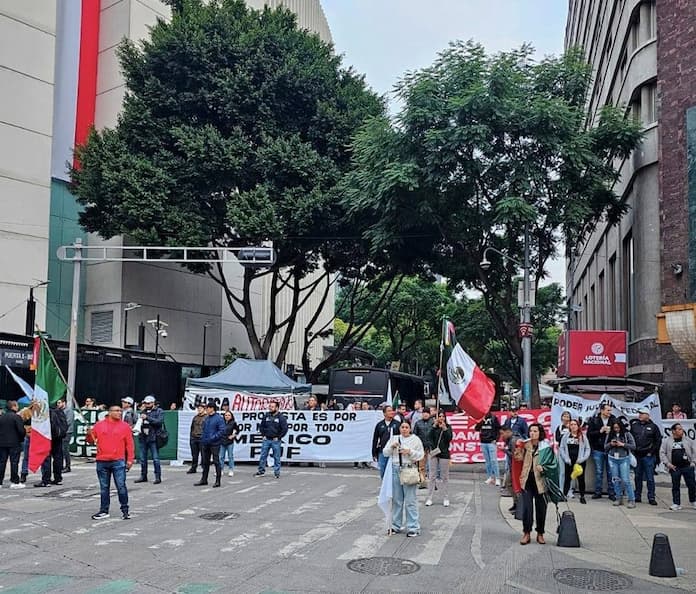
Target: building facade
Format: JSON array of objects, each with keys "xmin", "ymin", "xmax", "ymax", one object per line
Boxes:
[
  {"xmin": 565, "ymin": 0, "xmax": 696, "ymax": 410},
  {"xmin": 0, "ymin": 0, "xmax": 334, "ymax": 377}
]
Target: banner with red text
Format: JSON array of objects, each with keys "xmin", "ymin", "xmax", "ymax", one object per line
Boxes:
[{"xmin": 183, "ymin": 388, "xmax": 295, "ymax": 411}]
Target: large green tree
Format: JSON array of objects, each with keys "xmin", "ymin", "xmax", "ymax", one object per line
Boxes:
[
  {"xmin": 71, "ymin": 0, "xmax": 400, "ymax": 377},
  {"xmin": 343, "ymin": 42, "xmax": 644, "ymax": 405}
]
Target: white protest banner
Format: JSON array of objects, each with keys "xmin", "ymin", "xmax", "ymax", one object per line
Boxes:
[
  {"xmin": 177, "ymin": 409, "xmax": 379, "ymax": 462},
  {"xmin": 183, "ymin": 388, "xmax": 295, "ymax": 411},
  {"xmin": 551, "ymin": 392, "xmax": 662, "ymax": 434}
]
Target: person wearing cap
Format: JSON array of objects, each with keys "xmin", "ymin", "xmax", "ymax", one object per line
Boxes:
[
  {"xmin": 120, "ymin": 397, "xmax": 136, "ymax": 428},
  {"xmin": 195, "ymin": 402, "xmax": 226, "ymax": 487},
  {"xmin": 630, "ymin": 407, "xmax": 662, "ymax": 505},
  {"xmin": 134, "ymin": 395, "xmax": 164, "ymax": 484},
  {"xmin": 87, "ymin": 404, "xmax": 135, "ymax": 520},
  {"xmin": 503, "ymin": 405, "xmax": 528, "ymax": 440}
]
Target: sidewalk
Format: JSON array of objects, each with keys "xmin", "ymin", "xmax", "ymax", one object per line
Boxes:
[{"xmin": 498, "ymin": 474, "xmax": 696, "ymax": 591}]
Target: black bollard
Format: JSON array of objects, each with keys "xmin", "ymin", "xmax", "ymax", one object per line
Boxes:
[
  {"xmin": 649, "ymin": 533, "xmax": 677, "ymax": 577},
  {"xmin": 557, "ymin": 510, "xmax": 581, "ymax": 547}
]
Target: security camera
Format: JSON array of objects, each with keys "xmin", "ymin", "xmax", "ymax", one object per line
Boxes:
[
  {"xmin": 160, "ymin": 330, "xmax": 168, "ymax": 338},
  {"xmin": 479, "ymin": 257, "xmax": 491, "ymax": 271}
]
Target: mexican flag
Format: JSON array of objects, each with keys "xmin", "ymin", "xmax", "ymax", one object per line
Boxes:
[
  {"xmin": 443, "ymin": 320, "xmax": 495, "ymax": 422},
  {"xmin": 28, "ymin": 339, "xmax": 67, "ymax": 472}
]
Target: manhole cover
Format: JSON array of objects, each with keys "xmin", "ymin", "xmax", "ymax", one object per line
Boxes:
[
  {"xmin": 346, "ymin": 557, "xmax": 420, "ymax": 576},
  {"xmin": 553, "ymin": 568, "xmax": 633, "ymax": 591},
  {"xmin": 199, "ymin": 512, "xmax": 239, "ymax": 520},
  {"xmin": 36, "ymin": 487, "xmax": 99, "ymax": 498}
]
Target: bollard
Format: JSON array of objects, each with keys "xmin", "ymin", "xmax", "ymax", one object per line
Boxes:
[
  {"xmin": 649, "ymin": 533, "xmax": 677, "ymax": 577},
  {"xmin": 557, "ymin": 510, "xmax": 581, "ymax": 547}
]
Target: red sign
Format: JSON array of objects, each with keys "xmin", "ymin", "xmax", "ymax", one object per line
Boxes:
[
  {"xmin": 446, "ymin": 409, "xmax": 551, "ymax": 464},
  {"xmin": 557, "ymin": 330, "xmax": 627, "ymax": 377}
]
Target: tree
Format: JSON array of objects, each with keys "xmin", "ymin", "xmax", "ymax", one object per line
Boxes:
[
  {"xmin": 71, "ymin": 0, "xmax": 393, "ymax": 377},
  {"xmin": 343, "ymin": 42, "xmax": 644, "ymax": 406}
]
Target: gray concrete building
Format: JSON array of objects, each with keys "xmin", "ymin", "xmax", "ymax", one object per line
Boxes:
[{"xmin": 565, "ymin": 0, "xmax": 696, "ymax": 410}]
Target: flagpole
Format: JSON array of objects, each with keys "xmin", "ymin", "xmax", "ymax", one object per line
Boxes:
[{"xmin": 436, "ymin": 317, "xmax": 447, "ymax": 416}]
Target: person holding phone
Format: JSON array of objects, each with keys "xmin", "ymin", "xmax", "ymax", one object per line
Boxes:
[
  {"xmin": 604, "ymin": 420, "xmax": 636, "ymax": 508},
  {"xmin": 425, "ymin": 411, "xmax": 452, "ymax": 507}
]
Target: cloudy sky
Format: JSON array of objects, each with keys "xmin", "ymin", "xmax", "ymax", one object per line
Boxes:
[{"xmin": 321, "ymin": 0, "xmax": 570, "ymax": 287}]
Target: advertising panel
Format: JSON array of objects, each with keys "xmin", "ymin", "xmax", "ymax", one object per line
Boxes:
[{"xmin": 558, "ymin": 330, "xmax": 627, "ymax": 377}]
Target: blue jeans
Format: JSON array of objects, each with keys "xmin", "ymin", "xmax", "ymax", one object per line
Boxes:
[
  {"xmin": 138, "ymin": 439, "xmax": 161, "ymax": 479},
  {"xmin": 481, "ymin": 442, "xmax": 499, "ymax": 479},
  {"xmin": 608, "ymin": 455, "xmax": 634, "ymax": 501},
  {"xmin": 378, "ymin": 451, "xmax": 389, "ymax": 479},
  {"xmin": 21, "ymin": 436, "xmax": 29, "ymax": 475},
  {"xmin": 592, "ymin": 450, "xmax": 614, "ymax": 497},
  {"xmin": 96, "ymin": 460, "xmax": 129, "ymax": 514},
  {"xmin": 257, "ymin": 438, "xmax": 281, "ymax": 476},
  {"xmin": 670, "ymin": 465, "xmax": 696, "ymax": 506},
  {"xmin": 392, "ymin": 464, "xmax": 420, "ymax": 532},
  {"xmin": 220, "ymin": 443, "xmax": 235, "ymax": 470},
  {"xmin": 634, "ymin": 454, "xmax": 656, "ymax": 502}
]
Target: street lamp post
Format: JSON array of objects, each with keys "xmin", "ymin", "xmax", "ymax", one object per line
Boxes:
[
  {"xmin": 147, "ymin": 315, "xmax": 168, "ymax": 361},
  {"xmin": 123, "ymin": 302, "xmax": 141, "ymax": 349},
  {"xmin": 25, "ymin": 280, "xmax": 50, "ymax": 336},
  {"xmin": 480, "ymin": 229, "xmax": 534, "ymax": 407}
]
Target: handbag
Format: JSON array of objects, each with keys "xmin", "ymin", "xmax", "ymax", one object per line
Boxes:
[
  {"xmin": 398, "ymin": 438, "xmax": 420, "ymax": 485},
  {"xmin": 429, "ymin": 425, "xmax": 445, "ymax": 458},
  {"xmin": 629, "ymin": 453, "xmax": 637, "ymax": 468},
  {"xmin": 156, "ymin": 422, "xmax": 169, "ymax": 449}
]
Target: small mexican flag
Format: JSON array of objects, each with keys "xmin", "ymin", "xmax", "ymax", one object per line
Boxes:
[{"xmin": 28, "ymin": 339, "xmax": 67, "ymax": 472}]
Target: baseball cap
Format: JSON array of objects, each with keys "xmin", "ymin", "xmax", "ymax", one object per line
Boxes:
[
  {"xmin": 143, "ymin": 395, "xmax": 156, "ymax": 404},
  {"xmin": 121, "ymin": 397, "xmax": 134, "ymax": 405},
  {"xmin": 205, "ymin": 401, "xmax": 217, "ymax": 411},
  {"xmin": 637, "ymin": 407, "xmax": 650, "ymax": 414}
]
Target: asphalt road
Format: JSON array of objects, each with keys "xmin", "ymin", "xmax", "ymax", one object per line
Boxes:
[{"xmin": 0, "ymin": 461, "xmax": 685, "ymax": 593}]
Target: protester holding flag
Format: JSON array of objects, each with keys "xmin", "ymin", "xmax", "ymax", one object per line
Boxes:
[
  {"xmin": 28, "ymin": 337, "xmax": 67, "ymax": 485},
  {"xmin": 383, "ymin": 421, "xmax": 424, "ymax": 537},
  {"xmin": 519, "ymin": 423, "xmax": 550, "ymax": 545}
]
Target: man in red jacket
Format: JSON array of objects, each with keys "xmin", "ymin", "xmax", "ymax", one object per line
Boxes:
[{"xmin": 87, "ymin": 405, "xmax": 135, "ymax": 520}]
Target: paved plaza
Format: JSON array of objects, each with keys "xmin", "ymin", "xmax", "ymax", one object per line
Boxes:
[{"xmin": 0, "ymin": 460, "xmax": 692, "ymax": 593}]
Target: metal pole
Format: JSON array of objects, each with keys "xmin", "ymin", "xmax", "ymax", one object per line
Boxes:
[
  {"xmin": 154, "ymin": 313, "xmax": 160, "ymax": 361},
  {"xmin": 25, "ymin": 286, "xmax": 35, "ymax": 336},
  {"xmin": 522, "ymin": 226, "xmax": 532, "ymax": 407},
  {"xmin": 124, "ymin": 307, "xmax": 129, "ymax": 349},
  {"xmin": 67, "ymin": 238, "xmax": 82, "ymax": 403},
  {"xmin": 202, "ymin": 323, "xmax": 207, "ymax": 371}
]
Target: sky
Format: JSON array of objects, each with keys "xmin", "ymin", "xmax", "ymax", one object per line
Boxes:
[{"xmin": 320, "ymin": 0, "xmax": 570, "ymax": 288}]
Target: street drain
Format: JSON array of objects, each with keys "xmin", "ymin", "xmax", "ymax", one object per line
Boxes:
[
  {"xmin": 553, "ymin": 568, "xmax": 633, "ymax": 591},
  {"xmin": 199, "ymin": 512, "xmax": 239, "ymax": 520},
  {"xmin": 347, "ymin": 557, "xmax": 420, "ymax": 576}
]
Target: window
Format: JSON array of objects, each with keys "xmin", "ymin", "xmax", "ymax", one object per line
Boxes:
[
  {"xmin": 90, "ymin": 311, "xmax": 114, "ymax": 343},
  {"xmin": 622, "ymin": 234, "xmax": 635, "ymax": 338},
  {"xmin": 630, "ymin": 13, "xmax": 641, "ymax": 52},
  {"xmin": 608, "ymin": 255, "xmax": 617, "ymax": 329},
  {"xmin": 590, "ymin": 284, "xmax": 596, "ymax": 328},
  {"xmin": 598, "ymin": 271, "xmax": 605, "ymax": 329},
  {"xmin": 643, "ymin": 83, "xmax": 657, "ymax": 124},
  {"xmin": 644, "ymin": 0, "xmax": 656, "ymax": 39}
]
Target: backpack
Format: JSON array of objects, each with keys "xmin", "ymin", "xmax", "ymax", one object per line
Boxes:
[{"xmin": 50, "ymin": 408, "xmax": 69, "ymax": 440}]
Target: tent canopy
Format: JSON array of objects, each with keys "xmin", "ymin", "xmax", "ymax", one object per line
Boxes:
[{"xmin": 186, "ymin": 359, "xmax": 311, "ymax": 393}]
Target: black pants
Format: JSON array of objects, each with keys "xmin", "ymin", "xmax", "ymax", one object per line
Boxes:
[
  {"xmin": 190, "ymin": 438, "xmax": 201, "ymax": 471},
  {"xmin": 563, "ymin": 460, "xmax": 586, "ymax": 496},
  {"xmin": 521, "ymin": 473, "xmax": 547, "ymax": 535},
  {"xmin": 62, "ymin": 434, "xmax": 72, "ymax": 470},
  {"xmin": 41, "ymin": 439, "xmax": 64, "ymax": 483},
  {"xmin": 0, "ymin": 446, "xmax": 21, "ymax": 484},
  {"xmin": 200, "ymin": 444, "xmax": 221, "ymax": 483}
]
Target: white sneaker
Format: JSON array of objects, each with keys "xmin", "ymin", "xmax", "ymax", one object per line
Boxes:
[
  {"xmin": 670, "ymin": 503, "xmax": 682, "ymax": 511},
  {"xmin": 228, "ymin": 470, "xmax": 234, "ymax": 477},
  {"xmin": 495, "ymin": 479, "xmax": 501, "ymax": 487},
  {"xmin": 443, "ymin": 499, "xmax": 450, "ymax": 507},
  {"xmin": 568, "ymin": 487, "xmax": 574, "ymax": 499},
  {"xmin": 425, "ymin": 499, "xmax": 432, "ymax": 506},
  {"xmin": 485, "ymin": 477, "xmax": 494, "ymax": 485},
  {"xmin": 692, "ymin": 502, "xmax": 696, "ymax": 511},
  {"xmin": 9, "ymin": 483, "xmax": 25, "ymax": 490}
]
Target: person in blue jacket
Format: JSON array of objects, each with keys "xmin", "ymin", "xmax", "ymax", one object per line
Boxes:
[
  {"xmin": 134, "ymin": 395, "xmax": 164, "ymax": 484},
  {"xmin": 254, "ymin": 401, "xmax": 288, "ymax": 479},
  {"xmin": 194, "ymin": 402, "xmax": 226, "ymax": 488}
]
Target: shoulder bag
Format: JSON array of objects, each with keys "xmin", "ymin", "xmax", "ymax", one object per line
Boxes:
[
  {"xmin": 398, "ymin": 437, "xmax": 420, "ymax": 485},
  {"xmin": 429, "ymin": 429, "xmax": 443, "ymax": 458}
]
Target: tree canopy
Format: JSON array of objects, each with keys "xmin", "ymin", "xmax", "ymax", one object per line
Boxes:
[
  {"xmin": 343, "ymin": 42, "xmax": 644, "ymax": 404},
  {"xmin": 71, "ymin": 0, "xmax": 403, "ymax": 375}
]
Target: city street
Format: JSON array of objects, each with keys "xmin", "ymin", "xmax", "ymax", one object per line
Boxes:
[{"xmin": 0, "ymin": 461, "xmax": 690, "ymax": 593}]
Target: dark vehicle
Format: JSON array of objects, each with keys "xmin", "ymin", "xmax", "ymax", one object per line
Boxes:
[{"xmin": 328, "ymin": 367, "xmax": 429, "ymax": 410}]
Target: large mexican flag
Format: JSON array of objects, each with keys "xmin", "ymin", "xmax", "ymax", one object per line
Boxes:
[{"xmin": 28, "ymin": 339, "xmax": 67, "ymax": 472}]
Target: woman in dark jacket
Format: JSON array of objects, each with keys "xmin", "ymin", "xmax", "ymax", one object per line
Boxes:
[
  {"xmin": 425, "ymin": 411, "xmax": 453, "ymax": 507},
  {"xmin": 219, "ymin": 411, "xmax": 240, "ymax": 477}
]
